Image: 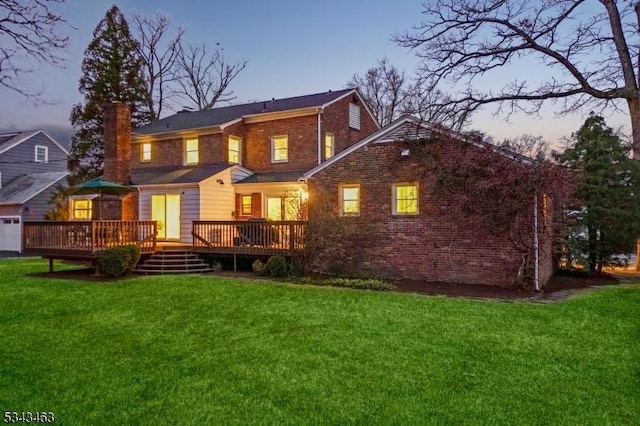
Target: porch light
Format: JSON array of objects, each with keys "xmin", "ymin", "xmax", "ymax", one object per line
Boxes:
[{"xmin": 299, "ymin": 188, "xmax": 309, "ymax": 201}]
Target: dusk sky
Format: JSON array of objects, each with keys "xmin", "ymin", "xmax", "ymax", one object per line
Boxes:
[{"xmin": 0, "ymin": 0, "xmax": 629, "ymax": 147}]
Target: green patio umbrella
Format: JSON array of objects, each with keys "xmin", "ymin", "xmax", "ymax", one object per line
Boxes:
[{"xmin": 65, "ymin": 177, "xmax": 133, "ymax": 219}]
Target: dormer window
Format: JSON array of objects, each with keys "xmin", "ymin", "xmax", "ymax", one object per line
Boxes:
[
  {"xmin": 349, "ymin": 103, "xmax": 360, "ymax": 130},
  {"xmin": 228, "ymin": 136, "xmax": 241, "ymax": 164},
  {"xmin": 184, "ymin": 138, "xmax": 199, "ymax": 165},
  {"xmin": 141, "ymin": 143, "xmax": 151, "ymax": 162},
  {"xmin": 35, "ymin": 145, "xmax": 48, "ymax": 163}
]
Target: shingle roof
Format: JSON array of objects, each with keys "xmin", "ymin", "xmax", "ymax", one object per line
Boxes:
[
  {"xmin": 235, "ymin": 170, "xmax": 307, "ymax": 184},
  {"xmin": 0, "ymin": 130, "xmax": 38, "ymax": 154},
  {"xmin": 130, "ymin": 164, "xmax": 232, "ymax": 185},
  {"xmin": 135, "ymin": 89, "xmax": 354, "ymax": 135},
  {"xmin": 0, "ymin": 171, "xmax": 68, "ymax": 205},
  {"xmin": 0, "ymin": 133, "xmax": 18, "ymax": 146}
]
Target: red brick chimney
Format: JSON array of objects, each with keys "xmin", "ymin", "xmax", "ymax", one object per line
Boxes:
[
  {"xmin": 103, "ymin": 102, "xmax": 131, "ymax": 185},
  {"xmin": 102, "ymin": 102, "xmax": 137, "ymax": 220}
]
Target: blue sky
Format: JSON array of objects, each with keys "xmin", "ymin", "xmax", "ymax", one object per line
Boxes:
[{"xmin": 0, "ymin": 0, "xmax": 629, "ymax": 146}]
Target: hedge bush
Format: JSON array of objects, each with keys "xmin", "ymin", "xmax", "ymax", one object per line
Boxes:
[
  {"xmin": 252, "ymin": 259, "xmax": 266, "ymax": 275},
  {"xmin": 265, "ymin": 256, "xmax": 288, "ymax": 277},
  {"xmin": 98, "ymin": 245, "xmax": 141, "ymax": 278},
  {"xmin": 324, "ymin": 278, "xmax": 395, "ymax": 291}
]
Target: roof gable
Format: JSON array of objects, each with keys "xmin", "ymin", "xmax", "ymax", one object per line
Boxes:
[
  {"xmin": 135, "ymin": 89, "xmax": 357, "ymax": 136},
  {"xmin": 0, "ymin": 130, "xmax": 69, "ymax": 156},
  {"xmin": 303, "ymin": 115, "xmax": 532, "ymax": 179}
]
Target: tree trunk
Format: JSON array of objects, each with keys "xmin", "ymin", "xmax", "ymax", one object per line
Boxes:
[
  {"xmin": 627, "ymin": 100, "xmax": 640, "ymax": 270},
  {"xmin": 588, "ymin": 226, "xmax": 597, "ymax": 273},
  {"xmin": 627, "ymin": 98, "xmax": 640, "ymax": 159}
]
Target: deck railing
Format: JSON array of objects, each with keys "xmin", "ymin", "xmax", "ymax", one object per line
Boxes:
[
  {"xmin": 192, "ymin": 220, "xmax": 307, "ymax": 256},
  {"xmin": 23, "ymin": 220, "xmax": 157, "ymax": 257}
]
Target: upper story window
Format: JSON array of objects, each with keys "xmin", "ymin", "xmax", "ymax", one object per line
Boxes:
[
  {"xmin": 349, "ymin": 103, "xmax": 360, "ymax": 130},
  {"xmin": 241, "ymin": 195, "xmax": 252, "ymax": 215},
  {"xmin": 35, "ymin": 145, "xmax": 48, "ymax": 163},
  {"xmin": 324, "ymin": 133, "xmax": 335, "ymax": 160},
  {"xmin": 72, "ymin": 199, "xmax": 92, "ymax": 220},
  {"xmin": 339, "ymin": 184, "xmax": 360, "ymax": 216},
  {"xmin": 228, "ymin": 136, "xmax": 241, "ymax": 164},
  {"xmin": 271, "ymin": 135, "xmax": 288, "ymax": 163},
  {"xmin": 141, "ymin": 143, "xmax": 151, "ymax": 162},
  {"xmin": 184, "ymin": 138, "xmax": 199, "ymax": 165},
  {"xmin": 393, "ymin": 183, "xmax": 418, "ymax": 215}
]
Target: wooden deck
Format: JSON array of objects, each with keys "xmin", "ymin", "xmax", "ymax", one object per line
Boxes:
[
  {"xmin": 23, "ymin": 220, "xmax": 158, "ymax": 259},
  {"xmin": 22, "ymin": 220, "xmax": 307, "ymax": 261},
  {"xmin": 192, "ymin": 220, "xmax": 307, "ymax": 256}
]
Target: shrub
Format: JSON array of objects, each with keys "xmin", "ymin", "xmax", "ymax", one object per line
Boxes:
[
  {"xmin": 266, "ymin": 255, "xmax": 288, "ymax": 277},
  {"xmin": 324, "ymin": 277, "xmax": 395, "ymax": 291},
  {"xmin": 98, "ymin": 245, "xmax": 141, "ymax": 278},
  {"xmin": 252, "ymin": 259, "xmax": 266, "ymax": 275}
]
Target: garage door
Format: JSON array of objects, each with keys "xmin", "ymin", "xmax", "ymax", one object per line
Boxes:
[{"xmin": 0, "ymin": 216, "xmax": 21, "ymax": 252}]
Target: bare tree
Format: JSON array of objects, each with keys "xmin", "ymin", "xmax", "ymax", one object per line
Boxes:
[
  {"xmin": 348, "ymin": 58, "xmax": 407, "ymax": 126},
  {"xmin": 403, "ymin": 75, "xmax": 472, "ymax": 131},
  {"xmin": 175, "ymin": 42, "xmax": 247, "ymax": 110},
  {"xmin": 0, "ymin": 0, "xmax": 70, "ymax": 96},
  {"xmin": 133, "ymin": 13, "xmax": 184, "ymax": 121},
  {"xmin": 349, "ymin": 58, "xmax": 470, "ymax": 130},
  {"xmin": 394, "ymin": 0, "xmax": 640, "ymax": 158}
]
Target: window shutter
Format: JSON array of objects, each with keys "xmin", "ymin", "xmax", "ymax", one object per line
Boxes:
[{"xmin": 349, "ymin": 103, "xmax": 360, "ymax": 130}]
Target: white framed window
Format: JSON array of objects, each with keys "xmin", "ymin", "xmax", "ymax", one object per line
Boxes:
[
  {"xmin": 141, "ymin": 143, "xmax": 151, "ymax": 162},
  {"xmin": 393, "ymin": 183, "xmax": 419, "ymax": 215},
  {"xmin": 241, "ymin": 195, "xmax": 252, "ymax": 215},
  {"xmin": 339, "ymin": 184, "xmax": 360, "ymax": 216},
  {"xmin": 228, "ymin": 136, "xmax": 241, "ymax": 164},
  {"xmin": 35, "ymin": 145, "xmax": 48, "ymax": 163},
  {"xmin": 184, "ymin": 138, "xmax": 199, "ymax": 165},
  {"xmin": 72, "ymin": 199, "xmax": 93, "ymax": 220},
  {"xmin": 271, "ymin": 135, "xmax": 288, "ymax": 163},
  {"xmin": 349, "ymin": 103, "xmax": 360, "ymax": 130},
  {"xmin": 324, "ymin": 133, "xmax": 335, "ymax": 159}
]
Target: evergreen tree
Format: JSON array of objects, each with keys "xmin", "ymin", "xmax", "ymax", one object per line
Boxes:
[
  {"xmin": 67, "ymin": 5, "xmax": 150, "ymax": 185},
  {"xmin": 556, "ymin": 114, "xmax": 640, "ymax": 272}
]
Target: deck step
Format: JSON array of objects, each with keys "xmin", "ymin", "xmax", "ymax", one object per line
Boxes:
[
  {"xmin": 135, "ymin": 268, "xmax": 213, "ymax": 275},
  {"xmin": 135, "ymin": 250, "xmax": 213, "ymax": 275}
]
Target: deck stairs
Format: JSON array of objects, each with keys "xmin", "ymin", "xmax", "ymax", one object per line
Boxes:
[{"xmin": 135, "ymin": 246, "xmax": 212, "ymax": 275}]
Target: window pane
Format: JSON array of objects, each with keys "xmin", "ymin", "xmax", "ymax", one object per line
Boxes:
[
  {"xmin": 272, "ymin": 136, "xmax": 288, "ymax": 162},
  {"xmin": 341, "ymin": 186, "xmax": 359, "ymax": 215},
  {"xmin": 73, "ymin": 199, "xmax": 92, "ymax": 219},
  {"xmin": 325, "ymin": 134, "xmax": 334, "ymax": 159},
  {"xmin": 241, "ymin": 195, "xmax": 252, "ymax": 215},
  {"xmin": 395, "ymin": 184, "xmax": 418, "ymax": 214},
  {"xmin": 229, "ymin": 137, "xmax": 240, "ymax": 164},
  {"xmin": 185, "ymin": 138, "xmax": 199, "ymax": 164},
  {"xmin": 142, "ymin": 143, "xmax": 151, "ymax": 161}
]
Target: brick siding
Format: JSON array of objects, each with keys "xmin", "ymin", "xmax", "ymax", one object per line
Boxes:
[{"xmin": 309, "ymin": 140, "xmax": 554, "ymax": 288}]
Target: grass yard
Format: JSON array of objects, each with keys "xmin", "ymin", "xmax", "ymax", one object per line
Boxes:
[{"xmin": 1, "ymin": 258, "xmax": 639, "ymax": 425}]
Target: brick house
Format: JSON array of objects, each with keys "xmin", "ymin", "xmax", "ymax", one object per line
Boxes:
[
  {"xmin": 303, "ymin": 116, "xmax": 554, "ymax": 288},
  {"xmin": 92, "ymin": 89, "xmax": 378, "ymax": 243}
]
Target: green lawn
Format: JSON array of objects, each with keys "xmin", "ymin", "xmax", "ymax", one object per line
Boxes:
[{"xmin": 1, "ymin": 258, "xmax": 638, "ymax": 425}]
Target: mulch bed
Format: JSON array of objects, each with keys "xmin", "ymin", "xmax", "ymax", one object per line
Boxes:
[{"xmin": 28, "ymin": 266, "xmax": 632, "ymax": 301}]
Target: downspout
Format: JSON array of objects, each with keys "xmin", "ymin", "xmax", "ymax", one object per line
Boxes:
[
  {"xmin": 317, "ymin": 109, "xmax": 322, "ymax": 165},
  {"xmin": 533, "ymin": 193, "xmax": 540, "ymax": 292}
]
